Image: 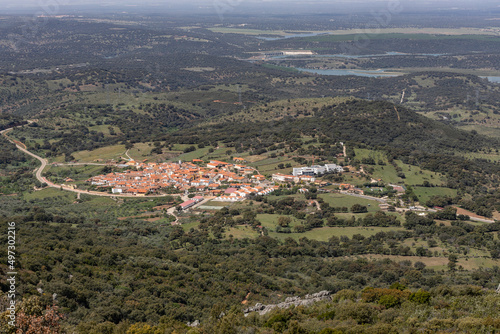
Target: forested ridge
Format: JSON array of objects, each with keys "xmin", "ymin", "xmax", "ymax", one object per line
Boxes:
[
  {"xmin": 165, "ymin": 99, "xmax": 500, "ymax": 190},
  {"xmin": 1, "ymin": 211, "xmax": 500, "ymax": 333},
  {"xmin": 169, "ymin": 99, "xmax": 499, "ymax": 152}
]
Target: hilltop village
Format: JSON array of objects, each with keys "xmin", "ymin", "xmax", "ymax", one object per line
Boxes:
[
  {"xmin": 88, "ymin": 158, "xmax": 278, "ymax": 201},
  {"xmin": 87, "ymin": 159, "xmax": 346, "ymax": 202}
]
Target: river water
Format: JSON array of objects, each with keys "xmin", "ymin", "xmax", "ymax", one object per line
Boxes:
[{"xmin": 292, "ymin": 67, "xmax": 500, "ymax": 83}]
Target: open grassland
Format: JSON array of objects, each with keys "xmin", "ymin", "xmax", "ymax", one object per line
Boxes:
[
  {"xmin": 422, "ymin": 107, "xmax": 500, "ymax": 140},
  {"xmin": 225, "ymin": 225, "xmax": 260, "ymax": 239},
  {"xmin": 181, "ymin": 221, "xmax": 202, "ymax": 232},
  {"xmin": 46, "ymin": 78, "xmax": 73, "ymax": 90},
  {"xmin": 399, "ymin": 236, "xmax": 491, "ymax": 260},
  {"xmin": 256, "ymin": 213, "xmax": 303, "ymax": 229},
  {"xmin": 258, "ymin": 164, "xmax": 295, "ymax": 176},
  {"xmin": 46, "ymin": 164, "xmax": 107, "ymax": 183},
  {"xmin": 333, "ymin": 211, "xmax": 403, "ymax": 221},
  {"xmin": 395, "ymin": 161, "xmax": 446, "ymax": 185},
  {"xmin": 248, "ymin": 156, "xmax": 297, "ymax": 176},
  {"xmin": 81, "ymin": 195, "xmax": 117, "ymax": 206},
  {"xmin": 126, "ymin": 143, "xmax": 212, "ymax": 163},
  {"xmin": 24, "ymin": 187, "xmax": 76, "ymax": 201},
  {"xmin": 458, "ymin": 124, "xmax": 500, "ymax": 139},
  {"xmin": 204, "ymin": 200, "xmax": 229, "ymax": 207},
  {"xmin": 319, "ymin": 193, "xmax": 381, "ymax": 212},
  {"xmin": 353, "ymin": 254, "xmax": 500, "ymax": 271},
  {"xmin": 342, "ymin": 173, "xmax": 371, "ymax": 187},
  {"xmin": 413, "ymin": 187, "xmax": 458, "ymax": 203},
  {"xmin": 354, "ymin": 148, "xmax": 447, "ymax": 186},
  {"xmin": 273, "ymin": 226, "xmax": 405, "ymax": 241},
  {"xmin": 226, "ymin": 225, "xmax": 406, "ymax": 242},
  {"xmin": 354, "ymin": 148, "xmax": 389, "ymax": 164},
  {"xmin": 88, "ymin": 124, "xmax": 122, "ymax": 136},
  {"xmin": 72, "ymin": 144, "xmax": 127, "ymax": 162},
  {"xmin": 369, "ymin": 160, "xmax": 445, "ymax": 186},
  {"xmin": 370, "ymin": 164, "xmax": 402, "ymax": 184}
]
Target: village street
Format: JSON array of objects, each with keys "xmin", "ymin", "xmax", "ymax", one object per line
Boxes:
[{"xmin": 2, "ymin": 124, "xmax": 174, "ymax": 198}]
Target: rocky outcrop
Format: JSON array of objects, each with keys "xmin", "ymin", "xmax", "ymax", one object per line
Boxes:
[
  {"xmin": 187, "ymin": 320, "xmax": 200, "ymax": 327},
  {"xmin": 244, "ymin": 291, "xmax": 331, "ymax": 316}
]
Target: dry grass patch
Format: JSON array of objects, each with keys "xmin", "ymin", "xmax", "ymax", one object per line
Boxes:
[{"xmin": 353, "ymin": 254, "xmax": 500, "ymax": 270}]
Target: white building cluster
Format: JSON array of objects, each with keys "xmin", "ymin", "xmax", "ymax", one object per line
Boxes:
[
  {"xmin": 217, "ymin": 186, "xmax": 278, "ymax": 202},
  {"xmin": 292, "ymin": 164, "xmax": 344, "ymax": 177}
]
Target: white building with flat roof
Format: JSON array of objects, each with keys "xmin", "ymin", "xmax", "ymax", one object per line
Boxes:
[{"xmin": 292, "ymin": 164, "xmax": 343, "ymax": 177}]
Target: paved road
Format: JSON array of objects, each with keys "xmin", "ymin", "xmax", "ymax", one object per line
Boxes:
[
  {"xmin": 463, "ymin": 216, "xmax": 496, "ymax": 224},
  {"xmin": 125, "ymin": 149, "xmax": 133, "ymax": 161},
  {"xmin": 412, "ymin": 207, "xmax": 495, "ymax": 223},
  {"xmin": 166, "ymin": 195, "xmax": 215, "ymax": 225},
  {"xmin": 4, "ymin": 125, "xmax": 497, "ymax": 223},
  {"xmin": 1, "ymin": 125, "xmax": 176, "ymax": 198}
]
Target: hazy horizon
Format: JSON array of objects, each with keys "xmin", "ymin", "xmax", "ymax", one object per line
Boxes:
[{"xmin": 1, "ymin": 0, "xmax": 500, "ymax": 15}]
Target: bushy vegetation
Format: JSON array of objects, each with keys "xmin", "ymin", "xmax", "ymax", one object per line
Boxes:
[
  {"xmin": 1, "ymin": 212, "xmax": 500, "ymax": 333},
  {"xmin": 1, "ymin": 12, "xmax": 500, "ymax": 334}
]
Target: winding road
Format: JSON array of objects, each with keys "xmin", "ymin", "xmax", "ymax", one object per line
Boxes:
[
  {"xmin": 125, "ymin": 149, "xmax": 133, "ymax": 161},
  {"xmin": 2, "ymin": 124, "xmax": 497, "ymax": 223},
  {"xmin": 1, "ymin": 124, "xmax": 174, "ymax": 198}
]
